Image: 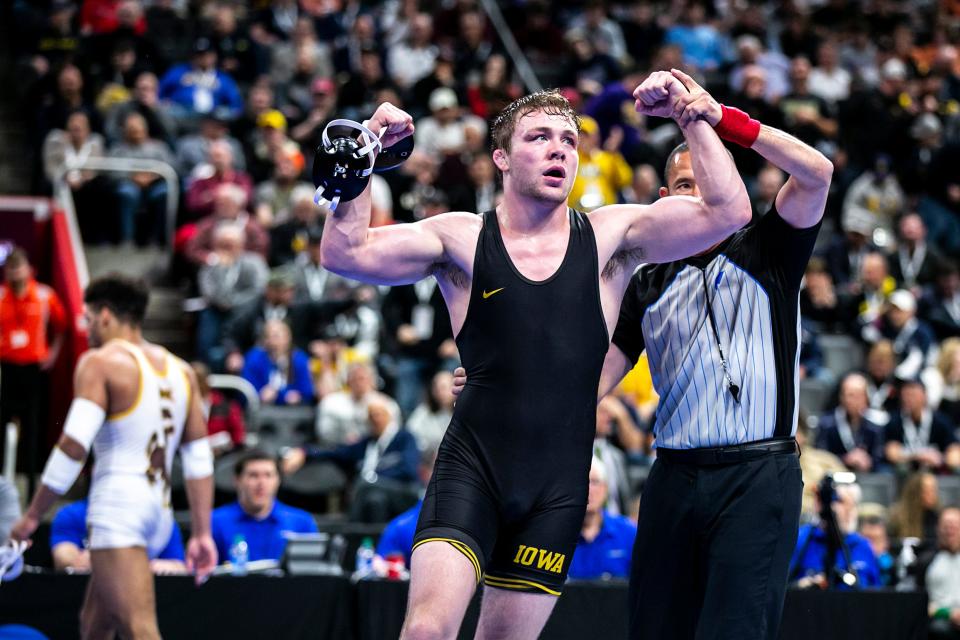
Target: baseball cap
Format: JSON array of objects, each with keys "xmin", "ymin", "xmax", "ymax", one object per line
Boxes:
[
  {"xmin": 888, "ymin": 289, "xmax": 916, "ymax": 313},
  {"xmin": 311, "ymin": 77, "xmax": 335, "ymax": 95},
  {"xmin": 257, "ymin": 109, "xmax": 288, "ymax": 131},
  {"xmin": 193, "ymin": 37, "xmax": 214, "ymax": 54},
  {"xmin": 429, "ymin": 87, "xmax": 458, "ymax": 112}
]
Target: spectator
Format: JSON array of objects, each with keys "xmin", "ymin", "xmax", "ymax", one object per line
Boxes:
[
  {"xmin": 289, "ymin": 77, "xmax": 337, "ymax": 148},
  {"xmin": 158, "ymin": 36, "xmax": 243, "ymax": 124},
  {"xmin": 859, "ymin": 513, "xmax": 896, "ymax": 587},
  {"xmin": 246, "ymin": 109, "xmax": 298, "ymax": 184},
  {"xmin": 109, "ymin": 111, "xmax": 174, "ymax": 246},
  {"xmin": 182, "ymin": 183, "xmax": 269, "ymax": 268},
  {"xmin": 315, "ymin": 362, "xmax": 377, "ymax": 447},
  {"xmin": 750, "ymin": 164, "xmax": 787, "ymax": 219},
  {"xmin": 0, "ymin": 478, "xmax": 21, "ymax": 543},
  {"xmin": 822, "ymin": 211, "xmax": 880, "ymax": 291},
  {"xmin": 890, "ymin": 213, "xmax": 941, "ymax": 293},
  {"xmin": 863, "ymin": 340, "xmax": 900, "ymax": 425},
  {"xmin": 567, "ymin": 457, "xmax": 636, "ymax": 580},
  {"xmin": 567, "ymin": 115, "xmax": 631, "ymax": 211},
  {"xmin": 927, "ymin": 508, "xmax": 960, "ymax": 640},
  {"xmin": 409, "ymin": 48, "xmax": 460, "ymax": 121},
  {"xmin": 81, "ymin": 0, "xmax": 147, "ymax": 37},
  {"xmin": 799, "ymin": 257, "xmax": 858, "ymax": 335},
  {"xmin": 195, "ymin": 222, "xmax": 269, "ymax": 369},
  {"xmin": 380, "ymin": 271, "xmax": 457, "ymax": 419},
  {"xmin": 177, "ymin": 113, "xmax": 247, "ymax": 178},
  {"xmin": 386, "ymin": 13, "xmax": 437, "ymax": 91},
  {"xmin": 0, "ymin": 248, "xmax": 67, "ymax": 492},
  {"xmin": 855, "ymin": 252, "xmax": 897, "ymax": 333},
  {"xmin": 921, "ymin": 262, "xmax": 960, "ymax": 341},
  {"xmin": 253, "ymin": 146, "xmax": 311, "ymax": 228},
  {"xmin": 191, "ymin": 361, "xmax": 245, "ymax": 456},
  {"xmin": 374, "ymin": 447, "xmax": 439, "ymax": 568},
  {"xmin": 593, "ymin": 396, "xmax": 641, "ymax": 516},
  {"xmin": 816, "ymin": 373, "xmax": 887, "ymax": 472},
  {"xmin": 221, "ymin": 268, "xmax": 353, "ymax": 374},
  {"xmin": 841, "ymin": 154, "xmax": 906, "ymax": 246},
  {"xmin": 569, "ymin": 1, "xmax": 627, "ymax": 65},
  {"xmin": 728, "ymin": 36, "xmax": 789, "ymax": 104},
  {"xmin": 207, "ymin": 1, "xmax": 265, "ymax": 85},
  {"xmin": 779, "ymin": 56, "xmax": 838, "ymax": 151},
  {"xmin": 105, "ymin": 71, "xmax": 176, "ymax": 148},
  {"xmin": 890, "ymin": 471, "xmax": 942, "ymax": 545},
  {"xmin": 464, "ymin": 53, "xmax": 520, "ymax": 124},
  {"xmin": 413, "ymin": 88, "xmax": 487, "ymax": 161},
  {"xmin": 560, "ymin": 30, "xmax": 622, "ymax": 97},
  {"xmin": 241, "ymin": 319, "xmax": 315, "ymax": 406},
  {"xmin": 864, "ymin": 290, "xmax": 938, "ymax": 382},
  {"xmin": 807, "ymin": 40, "xmax": 852, "ymax": 106},
  {"xmin": 42, "ymin": 110, "xmax": 111, "ymax": 243},
  {"xmin": 789, "ymin": 481, "xmax": 882, "ymax": 589},
  {"xmin": 796, "ymin": 416, "xmax": 847, "ymax": 520},
  {"xmin": 338, "ymin": 46, "xmax": 399, "ymax": 123},
  {"xmin": 51, "ymin": 498, "xmax": 187, "ymax": 575},
  {"xmin": 270, "ymin": 16, "xmax": 333, "ymax": 93},
  {"xmin": 884, "ymin": 379, "xmax": 960, "ymax": 472},
  {"xmin": 183, "ymin": 139, "xmax": 253, "ymax": 221},
  {"xmin": 933, "ymin": 339, "xmax": 960, "ymax": 426},
  {"xmin": 212, "ymin": 450, "xmax": 319, "ymax": 564},
  {"xmin": 291, "ymin": 226, "xmax": 358, "ymax": 304},
  {"xmin": 249, "ymin": 0, "xmax": 300, "ymax": 44},
  {"xmin": 283, "ymin": 393, "xmax": 419, "ymax": 523},
  {"xmin": 406, "ymin": 370, "xmax": 455, "ymax": 454},
  {"xmin": 270, "ymin": 187, "xmax": 324, "ymax": 267},
  {"xmin": 37, "ymin": 65, "xmax": 101, "ymax": 157},
  {"xmin": 662, "ymin": 2, "xmax": 727, "ymax": 71}
]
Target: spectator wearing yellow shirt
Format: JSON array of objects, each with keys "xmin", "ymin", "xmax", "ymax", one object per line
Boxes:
[{"xmin": 568, "ymin": 116, "xmax": 633, "ymax": 211}]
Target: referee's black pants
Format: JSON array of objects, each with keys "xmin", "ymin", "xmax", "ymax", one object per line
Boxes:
[
  {"xmin": 0, "ymin": 361, "xmax": 43, "ymax": 481},
  {"xmin": 628, "ymin": 446, "xmax": 802, "ymax": 640}
]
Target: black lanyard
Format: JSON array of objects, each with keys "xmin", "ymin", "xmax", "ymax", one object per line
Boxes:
[{"xmin": 701, "ymin": 267, "xmax": 741, "ymax": 403}]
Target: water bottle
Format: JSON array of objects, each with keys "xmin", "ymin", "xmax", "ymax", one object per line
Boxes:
[
  {"xmin": 229, "ymin": 534, "xmax": 249, "ymax": 577},
  {"xmin": 354, "ymin": 536, "xmax": 375, "ymax": 580},
  {"xmin": 895, "ymin": 537, "xmax": 919, "ymax": 591}
]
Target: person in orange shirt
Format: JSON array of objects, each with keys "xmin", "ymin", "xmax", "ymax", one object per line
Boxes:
[{"xmin": 0, "ymin": 247, "xmax": 67, "ymax": 492}]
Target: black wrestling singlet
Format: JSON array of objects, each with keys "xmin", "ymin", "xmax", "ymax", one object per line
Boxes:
[{"xmin": 413, "ymin": 207, "xmax": 609, "ymax": 594}]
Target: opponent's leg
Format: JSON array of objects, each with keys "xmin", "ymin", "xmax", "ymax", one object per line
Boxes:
[
  {"xmin": 79, "ymin": 571, "xmax": 116, "ymax": 640},
  {"xmin": 401, "ymin": 541, "xmax": 480, "ymax": 640},
  {"xmin": 88, "ymin": 547, "xmax": 161, "ymax": 640},
  {"xmin": 474, "ymin": 586, "xmax": 557, "ymax": 640}
]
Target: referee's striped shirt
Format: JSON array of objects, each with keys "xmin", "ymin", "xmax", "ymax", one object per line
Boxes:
[{"xmin": 612, "ymin": 207, "xmax": 821, "ymax": 450}]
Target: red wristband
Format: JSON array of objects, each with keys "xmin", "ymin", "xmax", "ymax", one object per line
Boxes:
[{"xmin": 714, "ymin": 105, "xmax": 761, "ymax": 148}]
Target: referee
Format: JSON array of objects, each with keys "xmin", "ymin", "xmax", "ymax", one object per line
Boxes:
[{"xmin": 602, "ymin": 70, "xmax": 833, "ymax": 639}]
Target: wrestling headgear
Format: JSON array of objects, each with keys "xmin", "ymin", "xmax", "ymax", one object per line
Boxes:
[{"xmin": 312, "ymin": 119, "xmax": 415, "ymax": 210}]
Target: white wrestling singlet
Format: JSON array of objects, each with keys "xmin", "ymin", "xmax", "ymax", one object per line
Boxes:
[{"xmin": 86, "ymin": 339, "xmax": 191, "ymax": 557}]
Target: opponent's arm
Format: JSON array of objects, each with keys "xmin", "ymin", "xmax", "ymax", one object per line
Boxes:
[
  {"xmin": 600, "ymin": 71, "xmax": 752, "ymax": 264},
  {"xmin": 668, "ymin": 69, "xmax": 833, "ymax": 229},
  {"xmin": 319, "ymin": 103, "xmax": 447, "ymax": 285},
  {"xmin": 10, "ymin": 353, "xmax": 107, "ymax": 541},
  {"xmin": 178, "ymin": 364, "xmax": 218, "ymax": 583}
]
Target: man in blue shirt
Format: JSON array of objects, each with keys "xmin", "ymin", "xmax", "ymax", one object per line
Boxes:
[
  {"xmin": 51, "ymin": 499, "xmax": 186, "ymax": 575},
  {"xmin": 567, "ymin": 457, "xmax": 637, "ymax": 580},
  {"xmin": 212, "ymin": 451, "xmax": 318, "ymax": 563},
  {"xmin": 788, "ymin": 481, "xmax": 881, "ymax": 589}
]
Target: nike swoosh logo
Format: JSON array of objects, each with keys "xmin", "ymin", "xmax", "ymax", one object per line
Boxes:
[{"xmin": 482, "ymin": 288, "xmax": 505, "ymax": 299}]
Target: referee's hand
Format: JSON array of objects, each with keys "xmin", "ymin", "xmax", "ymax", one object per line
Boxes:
[
  {"xmin": 452, "ymin": 367, "xmax": 467, "ymax": 398},
  {"xmin": 669, "ymin": 69, "xmax": 722, "ymax": 127}
]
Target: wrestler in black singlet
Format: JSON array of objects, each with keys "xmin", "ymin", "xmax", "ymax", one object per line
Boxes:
[{"xmin": 413, "ymin": 208, "xmax": 609, "ymax": 595}]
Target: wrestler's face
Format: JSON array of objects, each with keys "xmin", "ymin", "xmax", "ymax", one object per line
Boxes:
[
  {"xmin": 660, "ymin": 151, "xmax": 700, "ymax": 199},
  {"xmin": 495, "ymin": 109, "xmax": 579, "ymax": 205},
  {"xmin": 83, "ymin": 305, "xmax": 112, "ymax": 348},
  {"xmin": 236, "ymin": 459, "xmax": 280, "ymax": 515}
]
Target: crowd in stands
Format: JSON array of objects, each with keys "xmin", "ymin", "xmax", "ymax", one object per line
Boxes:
[{"xmin": 7, "ymin": 0, "xmax": 960, "ymax": 627}]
